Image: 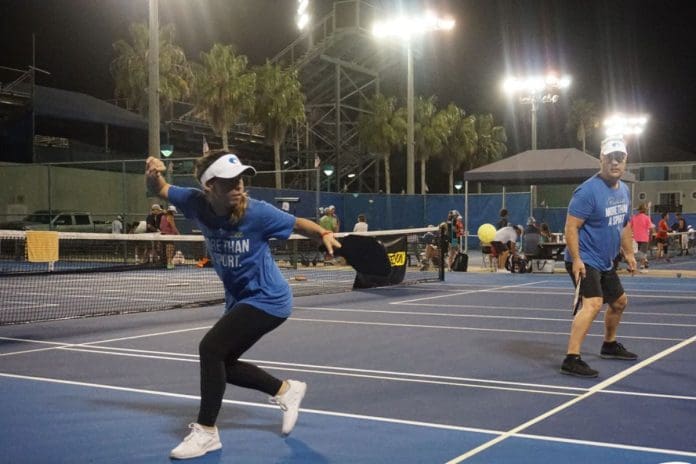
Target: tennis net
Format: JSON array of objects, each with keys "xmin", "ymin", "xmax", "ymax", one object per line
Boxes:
[{"xmin": 0, "ymin": 227, "xmax": 442, "ymax": 324}]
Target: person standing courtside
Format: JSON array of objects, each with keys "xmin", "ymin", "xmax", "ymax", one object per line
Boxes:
[
  {"xmin": 353, "ymin": 213, "xmax": 368, "ymax": 232},
  {"xmin": 145, "ymin": 150, "xmax": 341, "ymax": 459},
  {"xmin": 561, "ymin": 136, "xmax": 638, "ymax": 378}
]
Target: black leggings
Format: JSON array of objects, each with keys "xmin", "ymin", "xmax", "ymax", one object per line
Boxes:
[{"xmin": 197, "ymin": 303, "xmax": 286, "ymax": 426}]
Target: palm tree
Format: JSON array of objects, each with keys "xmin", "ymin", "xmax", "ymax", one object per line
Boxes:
[
  {"xmin": 439, "ymin": 104, "xmax": 477, "ymax": 193},
  {"xmin": 566, "ymin": 98, "xmax": 599, "ymax": 153},
  {"xmin": 413, "ymin": 96, "xmax": 448, "ymax": 194},
  {"xmin": 190, "ymin": 44, "xmax": 255, "ymax": 152},
  {"xmin": 111, "ymin": 22, "xmax": 191, "ymax": 116},
  {"xmin": 357, "ymin": 94, "xmax": 406, "ymax": 194},
  {"xmin": 472, "ymin": 113, "xmax": 507, "ymax": 167},
  {"xmin": 253, "ymin": 61, "xmax": 306, "ymax": 188}
]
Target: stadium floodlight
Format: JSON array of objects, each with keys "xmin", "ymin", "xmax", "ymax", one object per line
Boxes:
[
  {"xmin": 603, "ymin": 113, "xmax": 649, "ymax": 137},
  {"xmin": 502, "ymin": 73, "xmax": 571, "ymax": 150},
  {"xmin": 322, "ymin": 164, "xmax": 334, "ymax": 192},
  {"xmin": 372, "ymin": 11, "xmax": 455, "ymax": 195},
  {"xmin": 160, "ymin": 144, "xmax": 173, "ymax": 158},
  {"xmin": 296, "ymin": 0, "xmax": 311, "ymax": 30}
]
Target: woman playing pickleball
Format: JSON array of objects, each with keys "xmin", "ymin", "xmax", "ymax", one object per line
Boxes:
[{"xmin": 145, "ymin": 150, "xmax": 340, "ymax": 459}]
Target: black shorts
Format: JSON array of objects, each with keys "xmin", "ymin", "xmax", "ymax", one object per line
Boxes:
[
  {"xmin": 565, "ymin": 262, "xmax": 625, "ymax": 305},
  {"xmin": 491, "ymin": 241, "xmax": 510, "ymax": 253}
]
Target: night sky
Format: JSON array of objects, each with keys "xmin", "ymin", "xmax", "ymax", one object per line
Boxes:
[{"xmin": 2, "ymin": 0, "xmax": 695, "ymax": 156}]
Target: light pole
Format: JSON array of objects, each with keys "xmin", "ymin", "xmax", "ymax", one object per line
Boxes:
[
  {"xmin": 503, "ymin": 74, "xmax": 571, "ymax": 150},
  {"xmin": 372, "ymin": 11, "xmax": 455, "ymax": 195},
  {"xmin": 148, "ymin": 0, "xmax": 160, "ymax": 160}
]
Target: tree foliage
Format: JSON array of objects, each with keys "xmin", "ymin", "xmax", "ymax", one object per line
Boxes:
[
  {"xmin": 252, "ymin": 61, "xmax": 306, "ymax": 188},
  {"xmin": 110, "ymin": 23, "xmax": 191, "ymax": 116},
  {"xmin": 472, "ymin": 113, "xmax": 507, "ymax": 167},
  {"xmin": 439, "ymin": 103, "xmax": 478, "ymax": 193},
  {"xmin": 413, "ymin": 96, "xmax": 448, "ymax": 193},
  {"xmin": 357, "ymin": 93, "xmax": 406, "ymax": 194},
  {"xmin": 191, "ymin": 43, "xmax": 255, "ymax": 151},
  {"xmin": 566, "ymin": 98, "xmax": 599, "ymax": 153}
]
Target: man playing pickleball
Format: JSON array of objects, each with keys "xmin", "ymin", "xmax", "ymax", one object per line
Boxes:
[{"xmin": 561, "ymin": 136, "xmax": 638, "ymax": 378}]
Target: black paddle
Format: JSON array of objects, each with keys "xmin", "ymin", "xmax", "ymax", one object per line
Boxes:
[
  {"xmin": 322, "ymin": 234, "xmax": 392, "ymax": 276},
  {"xmin": 572, "ymin": 277, "xmax": 582, "ymax": 315}
]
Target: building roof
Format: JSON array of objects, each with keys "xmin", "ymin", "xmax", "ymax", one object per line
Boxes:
[
  {"xmin": 464, "ymin": 148, "xmax": 635, "ymax": 184},
  {"xmin": 34, "ymin": 86, "xmax": 148, "ymax": 130}
]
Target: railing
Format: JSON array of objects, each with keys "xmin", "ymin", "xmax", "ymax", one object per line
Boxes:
[{"xmin": 653, "ymin": 204, "xmax": 682, "ymax": 213}]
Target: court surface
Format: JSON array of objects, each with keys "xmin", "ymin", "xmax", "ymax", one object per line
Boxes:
[{"xmin": 1, "ymin": 271, "xmax": 695, "ymax": 463}]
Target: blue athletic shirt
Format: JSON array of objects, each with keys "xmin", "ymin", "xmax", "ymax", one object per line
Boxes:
[
  {"xmin": 167, "ymin": 186, "xmax": 296, "ymax": 318},
  {"xmin": 564, "ymin": 174, "xmax": 631, "ymax": 271}
]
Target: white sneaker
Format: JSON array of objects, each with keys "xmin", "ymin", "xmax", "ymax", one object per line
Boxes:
[
  {"xmin": 269, "ymin": 380, "xmax": 307, "ymax": 435},
  {"xmin": 170, "ymin": 423, "xmax": 222, "ymax": 459}
]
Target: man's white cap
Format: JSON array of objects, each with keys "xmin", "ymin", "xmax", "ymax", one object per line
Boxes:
[
  {"xmin": 200, "ymin": 154, "xmax": 256, "ymax": 186},
  {"xmin": 600, "ymin": 136, "xmax": 627, "ymax": 156},
  {"xmin": 167, "ymin": 205, "xmax": 177, "ymax": 213}
]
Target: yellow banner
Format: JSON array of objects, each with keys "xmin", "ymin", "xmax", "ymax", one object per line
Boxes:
[{"xmin": 26, "ymin": 231, "xmax": 59, "ymax": 263}]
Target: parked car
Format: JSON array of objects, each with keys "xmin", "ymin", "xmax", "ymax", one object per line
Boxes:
[{"xmin": 0, "ymin": 210, "xmax": 112, "ymax": 233}]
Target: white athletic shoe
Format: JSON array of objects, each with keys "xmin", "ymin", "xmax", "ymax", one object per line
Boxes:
[
  {"xmin": 269, "ymin": 380, "xmax": 307, "ymax": 435},
  {"xmin": 170, "ymin": 423, "xmax": 222, "ymax": 459}
]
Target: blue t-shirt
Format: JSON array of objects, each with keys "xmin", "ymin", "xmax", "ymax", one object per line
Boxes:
[
  {"xmin": 167, "ymin": 186, "xmax": 296, "ymax": 318},
  {"xmin": 564, "ymin": 174, "xmax": 631, "ymax": 271}
]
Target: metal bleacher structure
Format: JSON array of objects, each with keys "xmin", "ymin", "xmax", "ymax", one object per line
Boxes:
[{"xmin": 268, "ymin": 0, "xmax": 402, "ymax": 192}]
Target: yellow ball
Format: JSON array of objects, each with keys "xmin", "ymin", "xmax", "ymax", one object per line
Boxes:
[{"xmin": 477, "ymin": 223, "xmax": 496, "ymax": 243}]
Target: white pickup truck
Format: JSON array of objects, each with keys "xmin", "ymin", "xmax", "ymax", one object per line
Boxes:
[{"xmin": 0, "ymin": 210, "xmax": 112, "ymax": 233}]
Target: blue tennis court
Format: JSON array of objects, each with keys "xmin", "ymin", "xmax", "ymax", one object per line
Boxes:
[{"xmin": 1, "ymin": 272, "xmax": 694, "ymax": 463}]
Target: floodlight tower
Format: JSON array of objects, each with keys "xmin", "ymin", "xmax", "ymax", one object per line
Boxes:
[
  {"xmin": 372, "ymin": 11, "xmax": 455, "ymax": 195},
  {"xmin": 603, "ymin": 113, "xmax": 648, "ymax": 138},
  {"xmin": 502, "ymin": 74, "xmax": 571, "ymax": 150}
]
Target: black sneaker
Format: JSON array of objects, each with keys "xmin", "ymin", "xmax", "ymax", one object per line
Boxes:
[
  {"xmin": 600, "ymin": 341, "xmax": 638, "ymax": 360},
  {"xmin": 560, "ymin": 355, "xmax": 598, "ymax": 378}
]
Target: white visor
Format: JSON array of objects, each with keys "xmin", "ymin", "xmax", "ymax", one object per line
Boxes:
[{"xmin": 199, "ymin": 154, "xmax": 256, "ymax": 186}]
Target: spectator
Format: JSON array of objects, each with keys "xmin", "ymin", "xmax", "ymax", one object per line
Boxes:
[
  {"xmin": 146, "ymin": 204, "xmax": 163, "ymax": 232},
  {"xmin": 160, "ymin": 205, "xmax": 180, "ymax": 269},
  {"xmin": 421, "ymin": 222, "xmax": 448, "ymax": 271},
  {"xmin": 539, "ymin": 223, "xmax": 553, "ymax": 243},
  {"xmin": 655, "ymin": 212, "xmax": 671, "ymax": 262},
  {"xmin": 353, "ymin": 214, "xmax": 368, "ymax": 232},
  {"xmin": 630, "ymin": 203, "xmax": 654, "ymax": 270},
  {"xmin": 448, "ymin": 210, "xmax": 464, "ymax": 270},
  {"xmin": 490, "ymin": 225, "xmax": 522, "ymax": 269},
  {"xmin": 522, "ymin": 217, "xmax": 543, "ymax": 259},
  {"xmin": 111, "ymin": 215, "xmax": 123, "ymax": 234},
  {"xmin": 496, "ymin": 208, "xmax": 509, "ymax": 230},
  {"xmin": 319, "ymin": 205, "xmax": 339, "ymax": 233},
  {"xmin": 145, "ymin": 204, "xmax": 164, "ymax": 263},
  {"xmin": 671, "ymin": 214, "xmax": 689, "ymax": 256}
]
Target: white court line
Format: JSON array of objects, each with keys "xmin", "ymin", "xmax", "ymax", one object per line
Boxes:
[
  {"xmin": 294, "ymin": 306, "xmax": 696, "ymax": 328},
  {"xmin": 398, "ymin": 303, "xmax": 696, "ymax": 318},
  {"xmin": 3, "ymin": 334, "xmax": 695, "ymax": 402},
  {"xmin": 392, "ymin": 281, "xmax": 550, "ymax": 304},
  {"xmin": 288, "ymin": 317, "xmax": 684, "ymax": 342},
  {"xmin": 58, "ymin": 346, "xmax": 696, "ymax": 402},
  {"xmin": 0, "ymin": 371, "xmax": 694, "ymax": 459},
  {"xmin": 444, "ymin": 334, "xmax": 696, "ymax": 463}
]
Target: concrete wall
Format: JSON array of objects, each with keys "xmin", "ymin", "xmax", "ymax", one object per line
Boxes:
[{"xmin": 0, "ymin": 163, "xmax": 152, "ymax": 223}]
